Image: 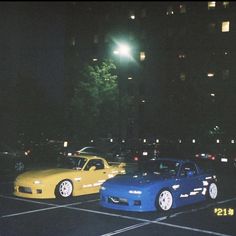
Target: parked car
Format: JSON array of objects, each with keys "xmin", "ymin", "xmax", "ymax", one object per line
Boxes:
[
  {"xmin": 14, "ymin": 155, "xmax": 126, "ymax": 199},
  {"xmin": 194, "ymin": 145, "xmax": 236, "ymax": 170},
  {"xmin": 100, "ymin": 158, "xmax": 218, "ymax": 212},
  {"xmin": 66, "ymin": 145, "xmax": 112, "ymax": 159},
  {"xmin": 127, "ymin": 143, "xmax": 182, "ymax": 165},
  {"xmin": 28, "ymin": 140, "xmax": 65, "ymax": 165},
  {"xmin": 74, "ymin": 146, "xmax": 106, "ymax": 156},
  {"xmin": 0, "ymin": 142, "xmax": 30, "ymax": 174}
]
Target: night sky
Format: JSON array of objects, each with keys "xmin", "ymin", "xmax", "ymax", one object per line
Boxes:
[{"xmin": 0, "ymin": 2, "xmax": 66, "ymax": 103}]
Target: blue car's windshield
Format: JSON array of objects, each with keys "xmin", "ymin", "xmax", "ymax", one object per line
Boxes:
[
  {"xmin": 139, "ymin": 160, "xmax": 180, "ymax": 176},
  {"xmin": 57, "ymin": 156, "xmax": 87, "ymax": 169}
]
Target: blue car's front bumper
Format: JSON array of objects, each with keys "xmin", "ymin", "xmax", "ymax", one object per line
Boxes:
[{"xmin": 99, "ymin": 187, "xmax": 157, "ymax": 212}]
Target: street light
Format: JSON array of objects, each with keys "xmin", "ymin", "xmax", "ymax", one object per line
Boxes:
[
  {"xmin": 113, "ymin": 43, "xmax": 132, "ymax": 59},
  {"xmin": 113, "ymin": 42, "xmax": 132, "ymax": 141}
]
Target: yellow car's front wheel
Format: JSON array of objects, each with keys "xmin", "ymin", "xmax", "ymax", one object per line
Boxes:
[{"xmin": 55, "ymin": 180, "xmax": 73, "ymax": 198}]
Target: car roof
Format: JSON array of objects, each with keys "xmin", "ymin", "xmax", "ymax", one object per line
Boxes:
[
  {"xmin": 157, "ymin": 157, "xmax": 194, "ymax": 164},
  {"xmin": 72, "ymin": 154, "xmax": 104, "ymax": 160}
]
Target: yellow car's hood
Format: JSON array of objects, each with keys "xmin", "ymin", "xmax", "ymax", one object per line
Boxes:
[{"xmin": 17, "ymin": 168, "xmax": 75, "ymax": 179}]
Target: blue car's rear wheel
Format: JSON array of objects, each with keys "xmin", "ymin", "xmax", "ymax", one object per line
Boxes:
[
  {"xmin": 156, "ymin": 189, "xmax": 173, "ymax": 211},
  {"xmin": 208, "ymin": 182, "xmax": 218, "ymax": 200}
]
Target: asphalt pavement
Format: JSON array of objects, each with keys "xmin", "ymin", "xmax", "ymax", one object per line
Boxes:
[{"xmin": 0, "ymin": 164, "xmax": 235, "ymax": 236}]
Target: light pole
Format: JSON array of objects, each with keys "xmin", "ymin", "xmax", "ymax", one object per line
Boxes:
[{"xmin": 113, "ymin": 43, "xmax": 132, "ymax": 141}]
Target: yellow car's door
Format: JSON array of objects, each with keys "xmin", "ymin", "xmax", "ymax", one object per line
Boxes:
[
  {"xmin": 73, "ymin": 158, "xmax": 108, "ymax": 195},
  {"xmin": 83, "ymin": 159, "xmax": 108, "ymax": 189}
]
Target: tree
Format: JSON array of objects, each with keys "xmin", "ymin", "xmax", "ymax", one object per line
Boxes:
[{"xmin": 69, "ymin": 60, "xmax": 119, "ymax": 141}]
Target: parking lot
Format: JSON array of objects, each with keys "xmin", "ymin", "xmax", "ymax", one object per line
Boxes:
[{"xmin": 0, "ymin": 166, "xmax": 235, "ymax": 236}]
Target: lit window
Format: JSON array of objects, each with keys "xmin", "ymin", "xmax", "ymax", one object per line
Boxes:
[
  {"xmin": 129, "ymin": 11, "xmax": 135, "ymax": 20},
  {"xmin": 166, "ymin": 6, "xmax": 174, "ymax": 15},
  {"xmin": 140, "ymin": 52, "xmax": 146, "ymax": 61},
  {"xmin": 180, "ymin": 72, "xmax": 186, "ymax": 81},
  {"xmin": 222, "ymin": 2, "xmax": 229, "ymax": 8},
  {"xmin": 178, "ymin": 53, "xmax": 186, "ymax": 59},
  {"xmin": 130, "ymin": 14, "xmax": 135, "ymax": 20},
  {"xmin": 222, "ymin": 21, "xmax": 230, "ymax": 32},
  {"xmin": 208, "ymin": 2, "xmax": 216, "ymax": 10},
  {"xmin": 207, "ymin": 72, "xmax": 215, "ymax": 78},
  {"xmin": 179, "ymin": 4, "xmax": 186, "ymax": 14}
]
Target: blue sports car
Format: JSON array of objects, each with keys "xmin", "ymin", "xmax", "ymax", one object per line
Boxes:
[{"xmin": 100, "ymin": 158, "xmax": 218, "ymax": 212}]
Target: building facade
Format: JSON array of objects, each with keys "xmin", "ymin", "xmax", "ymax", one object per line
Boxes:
[{"xmin": 64, "ymin": 1, "xmax": 236, "ymax": 142}]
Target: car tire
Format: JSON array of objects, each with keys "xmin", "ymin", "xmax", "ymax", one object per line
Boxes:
[
  {"xmin": 156, "ymin": 189, "xmax": 173, "ymax": 211},
  {"xmin": 14, "ymin": 160, "xmax": 25, "ymax": 172},
  {"xmin": 207, "ymin": 182, "xmax": 218, "ymax": 200},
  {"xmin": 55, "ymin": 180, "xmax": 73, "ymax": 198}
]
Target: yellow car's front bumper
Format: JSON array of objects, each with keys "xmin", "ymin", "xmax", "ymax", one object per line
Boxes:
[{"xmin": 14, "ymin": 181, "xmax": 56, "ymax": 199}]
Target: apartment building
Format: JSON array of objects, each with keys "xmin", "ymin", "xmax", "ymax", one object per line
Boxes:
[{"xmin": 64, "ymin": 1, "xmax": 236, "ymax": 141}]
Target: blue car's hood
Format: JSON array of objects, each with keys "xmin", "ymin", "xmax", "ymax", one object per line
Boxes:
[{"xmin": 105, "ymin": 172, "xmax": 172, "ymax": 187}]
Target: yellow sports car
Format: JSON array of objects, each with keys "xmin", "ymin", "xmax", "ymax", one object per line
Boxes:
[{"xmin": 14, "ymin": 155, "xmax": 126, "ymax": 199}]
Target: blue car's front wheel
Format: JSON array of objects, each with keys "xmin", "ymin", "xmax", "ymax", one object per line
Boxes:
[{"xmin": 156, "ymin": 189, "xmax": 173, "ymax": 211}]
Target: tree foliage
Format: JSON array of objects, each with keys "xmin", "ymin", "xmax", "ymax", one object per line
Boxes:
[{"xmin": 70, "ymin": 60, "xmax": 119, "ymax": 141}]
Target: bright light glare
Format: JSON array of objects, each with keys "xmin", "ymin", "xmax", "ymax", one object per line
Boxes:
[
  {"xmin": 113, "ymin": 43, "xmax": 131, "ymax": 57},
  {"xmin": 119, "ymin": 44, "xmax": 131, "ymax": 56}
]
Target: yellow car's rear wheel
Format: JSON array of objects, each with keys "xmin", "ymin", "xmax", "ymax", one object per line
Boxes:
[{"xmin": 55, "ymin": 180, "xmax": 73, "ymax": 198}]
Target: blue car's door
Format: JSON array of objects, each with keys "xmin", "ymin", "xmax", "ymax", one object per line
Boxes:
[{"xmin": 174, "ymin": 162, "xmax": 204, "ymax": 207}]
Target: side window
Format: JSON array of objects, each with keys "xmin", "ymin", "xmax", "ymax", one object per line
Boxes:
[
  {"xmin": 84, "ymin": 159, "xmax": 104, "ymax": 171},
  {"xmin": 179, "ymin": 163, "xmax": 197, "ymax": 177},
  {"xmin": 94, "ymin": 160, "xmax": 104, "ymax": 170}
]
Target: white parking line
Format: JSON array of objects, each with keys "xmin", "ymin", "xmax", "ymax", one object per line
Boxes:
[
  {"xmin": 100, "ymin": 222, "xmax": 151, "ymax": 236},
  {"xmin": 98, "ymin": 197, "xmax": 236, "ymax": 236},
  {"xmin": 0, "ymin": 195, "xmax": 99, "ymax": 218},
  {"xmin": 1, "ymin": 194, "xmax": 235, "ymax": 236}
]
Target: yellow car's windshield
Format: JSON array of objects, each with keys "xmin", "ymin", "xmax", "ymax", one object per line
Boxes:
[{"xmin": 57, "ymin": 156, "xmax": 87, "ymax": 169}]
